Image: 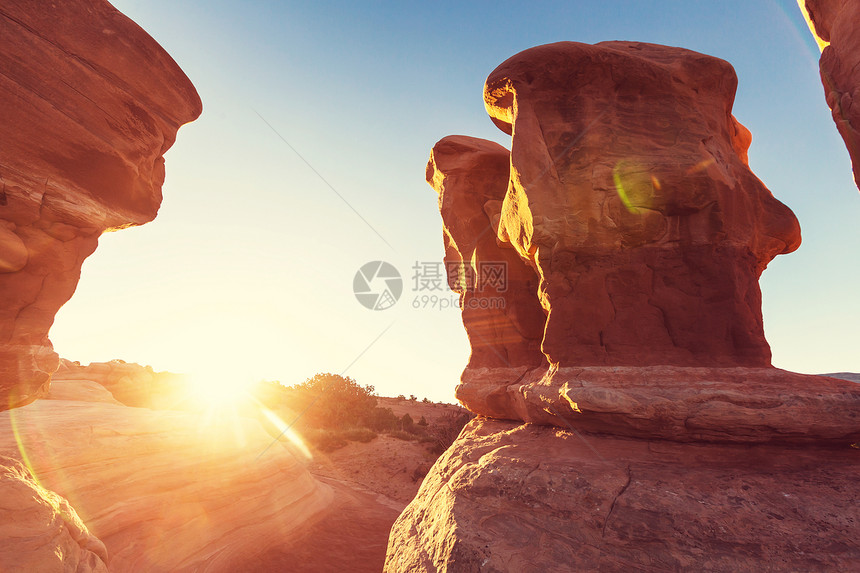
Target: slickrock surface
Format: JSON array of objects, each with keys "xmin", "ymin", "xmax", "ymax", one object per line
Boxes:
[
  {"xmin": 0, "ymin": 455, "xmax": 108, "ymax": 572},
  {"xmin": 386, "ymin": 419, "xmax": 860, "ymax": 572},
  {"xmin": 0, "ymin": 0, "xmax": 201, "ymax": 409},
  {"xmin": 395, "ymin": 41, "xmax": 860, "ymax": 571},
  {"xmin": 0, "ymin": 383, "xmax": 333, "ymax": 572},
  {"xmin": 801, "ymin": 0, "xmax": 860, "ymax": 191}
]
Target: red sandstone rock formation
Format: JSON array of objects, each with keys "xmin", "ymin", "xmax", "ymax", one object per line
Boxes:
[
  {"xmin": 801, "ymin": 0, "xmax": 860, "ymax": 192},
  {"xmin": 393, "ymin": 42, "xmax": 860, "ymax": 571},
  {"xmin": 0, "ymin": 0, "xmax": 201, "ymax": 409},
  {"xmin": 0, "ymin": 455, "xmax": 108, "ymax": 572},
  {"xmin": 486, "ymin": 41, "xmax": 800, "ymax": 368},
  {"xmin": 424, "ymin": 42, "xmax": 860, "ymax": 437}
]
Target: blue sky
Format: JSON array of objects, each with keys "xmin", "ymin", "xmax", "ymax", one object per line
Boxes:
[{"xmin": 51, "ymin": 0, "xmax": 860, "ymax": 401}]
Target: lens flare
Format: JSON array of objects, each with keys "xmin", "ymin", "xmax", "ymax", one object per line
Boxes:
[
  {"xmin": 261, "ymin": 408, "xmax": 313, "ymax": 461},
  {"xmin": 612, "ymin": 161, "xmax": 656, "ymax": 214}
]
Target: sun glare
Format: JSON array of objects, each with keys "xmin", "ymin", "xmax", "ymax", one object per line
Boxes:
[{"xmin": 186, "ymin": 369, "xmax": 258, "ymax": 407}]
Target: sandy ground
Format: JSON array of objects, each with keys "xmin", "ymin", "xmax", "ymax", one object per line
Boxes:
[
  {"xmin": 309, "ymin": 435, "xmax": 437, "ymax": 504},
  {"xmin": 244, "ymin": 399, "xmax": 468, "ymax": 571},
  {"xmin": 309, "ymin": 399, "xmax": 469, "ymax": 504},
  {"xmin": 236, "ymin": 476, "xmax": 401, "ymax": 573}
]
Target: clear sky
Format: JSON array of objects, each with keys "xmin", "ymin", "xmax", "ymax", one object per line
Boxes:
[{"xmin": 51, "ymin": 0, "xmax": 860, "ymax": 402}]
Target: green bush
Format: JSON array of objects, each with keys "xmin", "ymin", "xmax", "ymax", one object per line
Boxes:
[
  {"xmin": 428, "ymin": 410, "xmax": 474, "ymax": 454},
  {"xmin": 285, "ymin": 373, "xmax": 377, "ymax": 429},
  {"xmin": 303, "ymin": 428, "xmax": 348, "ymax": 452},
  {"xmin": 340, "ymin": 427, "xmax": 377, "ymax": 443},
  {"xmin": 363, "ymin": 406, "xmax": 400, "ymax": 432},
  {"xmin": 388, "ymin": 430, "xmax": 420, "ymax": 441}
]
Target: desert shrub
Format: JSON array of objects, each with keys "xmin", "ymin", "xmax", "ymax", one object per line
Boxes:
[
  {"xmin": 417, "ymin": 415, "xmax": 428, "ymax": 427},
  {"xmin": 428, "ymin": 410, "xmax": 474, "ymax": 454},
  {"xmin": 388, "ymin": 430, "xmax": 420, "ymax": 441},
  {"xmin": 400, "ymin": 413, "xmax": 414, "ymax": 432},
  {"xmin": 286, "ymin": 373, "xmax": 377, "ymax": 429},
  {"xmin": 301, "ymin": 427, "xmax": 378, "ymax": 452},
  {"xmin": 340, "ymin": 427, "xmax": 377, "ymax": 443},
  {"xmin": 303, "ymin": 428, "xmax": 348, "ymax": 452},
  {"xmin": 363, "ymin": 406, "xmax": 400, "ymax": 432},
  {"xmin": 421, "ymin": 397, "xmax": 431, "ymax": 404},
  {"xmin": 409, "ymin": 394, "xmax": 417, "ymax": 401}
]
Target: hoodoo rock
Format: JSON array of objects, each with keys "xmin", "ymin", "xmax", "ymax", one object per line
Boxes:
[
  {"xmin": 421, "ymin": 42, "xmax": 860, "ymax": 439},
  {"xmin": 0, "ymin": 0, "xmax": 201, "ymax": 409},
  {"xmin": 484, "ymin": 41, "xmax": 800, "ymax": 368},
  {"xmin": 427, "ymin": 136, "xmax": 547, "ymax": 417},
  {"xmin": 800, "ymin": 0, "xmax": 860, "ymax": 192},
  {"xmin": 390, "ymin": 42, "xmax": 860, "ymax": 571}
]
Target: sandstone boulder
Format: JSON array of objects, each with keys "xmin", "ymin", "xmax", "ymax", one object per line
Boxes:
[
  {"xmin": 55, "ymin": 359, "xmax": 190, "ymax": 409},
  {"xmin": 0, "ymin": 0, "xmax": 201, "ymax": 409}
]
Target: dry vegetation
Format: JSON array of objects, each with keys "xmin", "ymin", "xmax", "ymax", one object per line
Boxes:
[{"xmin": 261, "ymin": 373, "xmax": 473, "ymax": 455}]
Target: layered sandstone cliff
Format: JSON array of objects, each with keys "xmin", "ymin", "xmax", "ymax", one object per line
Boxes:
[{"xmin": 0, "ymin": 0, "xmax": 201, "ymax": 409}]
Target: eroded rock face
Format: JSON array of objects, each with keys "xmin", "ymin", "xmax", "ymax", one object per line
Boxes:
[
  {"xmin": 386, "ymin": 419, "xmax": 860, "ymax": 572},
  {"xmin": 0, "ymin": 0, "xmax": 202, "ymax": 409},
  {"xmin": 485, "ymin": 41, "xmax": 800, "ymax": 368},
  {"xmin": 801, "ymin": 0, "xmax": 860, "ymax": 191},
  {"xmin": 0, "ymin": 455, "xmax": 109, "ymax": 572}
]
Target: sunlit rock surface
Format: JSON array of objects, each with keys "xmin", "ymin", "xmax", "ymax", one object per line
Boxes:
[
  {"xmin": 393, "ymin": 41, "xmax": 860, "ymax": 571},
  {"xmin": 0, "ymin": 0, "xmax": 201, "ymax": 409},
  {"xmin": 801, "ymin": 0, "xmax": 860, "ymax": 192},
  {"xmin": 0, "ymin": 455, "xmax": 108, "ymax": 572},
  {"xmin": 386, "ymin": 419, "xmax": 860, "ymax": 572},
  {"xmin": 0, "ymin": 381, "xmax": 334, "ymax": 572}
]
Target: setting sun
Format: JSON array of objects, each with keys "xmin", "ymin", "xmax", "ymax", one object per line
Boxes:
[{"xmin": 185, "ymin": 369, "xmax": 258, "ymax": 407}]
